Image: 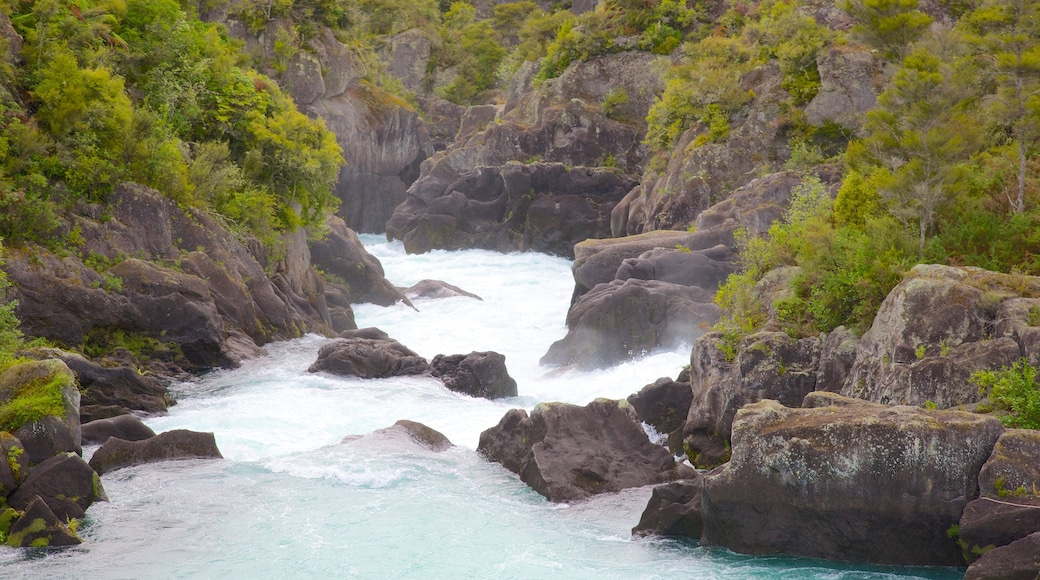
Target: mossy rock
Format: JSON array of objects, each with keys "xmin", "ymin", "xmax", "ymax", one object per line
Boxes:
[
  {"xmin": 0, "ymin": 360, "xmax": 81, "ymax": 464},
  {"xmin": 5, "ymin": 495, "xmax": 80, "ymax": 547}
]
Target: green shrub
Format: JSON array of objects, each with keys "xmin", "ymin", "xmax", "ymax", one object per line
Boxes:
[{"xmin": 971, "ymin": 358, "xmax": 1040, "ymax": 429}]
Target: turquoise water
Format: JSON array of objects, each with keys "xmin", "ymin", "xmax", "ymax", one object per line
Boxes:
[{"xmin": 0, "ymin": 238, "xmax": 963, "ymax": 579}]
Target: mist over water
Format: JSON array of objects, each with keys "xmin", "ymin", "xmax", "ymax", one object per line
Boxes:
[{"xmin": 0, "ymin": 237, "xmax": 961, "ymax": 579}]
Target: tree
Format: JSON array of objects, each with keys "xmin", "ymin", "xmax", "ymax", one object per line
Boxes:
[
  {"xmin": 854, "ymin": 46, "xmax": 983, "ymax": 255},
  {"xmin": 963, "ymin": 0, "xmax": 1040, "ymax": 214},
  {"xmin": 842, "ymin": 0, "xmax": 933, "ymax": 61}
]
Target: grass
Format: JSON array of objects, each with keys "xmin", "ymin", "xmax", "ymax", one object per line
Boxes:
[{"xmin": 0, "ymin": 372, "xmax": 71, "ymax": 432}]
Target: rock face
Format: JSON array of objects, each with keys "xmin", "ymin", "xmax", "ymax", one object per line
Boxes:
[
  {"xmin": 430, "ymin": 352, "xmax": 517, "ymax": 399},
  {"xmin": 340, "ymin": 420, "xmax": 453, "ymax": 453},
  {"xmin": 841, "ymin": 265, "xmax": 1026, "ymax": 407},
  {"xmin": 88, "ymin": 429, "xmax": 223, "ymax": 475},
  {"xmin": 683, "ymin": 332, "xmax": 822, "ymax": 468},
  {"xmin": 964, "ymin": 532, "xmax": 1040, "ymax": 580},
  {"xmin": 387, "ymin": 162, "xmax": 639, "ymax": 258},
  {"xmin": 81, "ymin": 414, "xmax": 156, "ymax": 445},
  {"xmin": 0, "ymin": 360, "xmax": 81, "ymax": 464},
  {"xmin": 477, "ymin": 399, "xmax": 692, "ymax": 502},
  {"xmin": 6, "ymin": 184, "xmax": 333, "ymax": 373},
  {"xmin": 627, "ymin": 375, "xmax": 693, "ymax": 438},
  {"xmin": 978, "ymin": 429, "xmax": 1040, "ymax": 497},
  {"xmin": 309, "ymin": 215, "xmax": 409, "ymax": 307},
  {"xmin": 804, "ymin": 45, "xmax": 883, "ymax": 132},
  {"xmin": 9, "ymin": 453, "xmax": 106, "ymax": 521},
  {"xmin": 631, "ymin": 478, "xmax": 704, "ymax": 539},
  {"xmin": 699, "ymin": 397, "xmax": 1004, "ymax": 566},
  {"xmin": 56, "ymin": 351, "xmax": 168, "ymax": 417},
  {"xmin": 308, "ymin": 334, "xmax": 430, "ymax": 379}
]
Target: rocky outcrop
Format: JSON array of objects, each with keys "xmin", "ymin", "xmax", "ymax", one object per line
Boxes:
[
  {"xmin": 683, "ymin": 332, "xmax": 822, "ymax": 468},
  {"xmin": 0, "ymin": 360, "xmax": 81, "ymax": 464},
  {"xmin": 309, "ymin": 215, "xmax": 410, "ymax": 307},
  {"xmin": 978, "ymin": 429, "xmax": 1040, "ymax": 497},
  {"xmin": 308, "ymin": 334, "xmax": 430, "ymax": 379},
  {"xmin": 959, "ymin": 497, "xmax": 1040, "ymax": 563},
  {"xmin": 699, "ymin": 397, "xmax": 1004, "ymax": 566},
  {"xmin": 804, "ymin": 45, "xmax": 883, "ymax": 132},
  {"xmin": 841, "ymin": 265, "xmax": 1027, "ymax": 408},
  {"xmin": 340, "ymin": 420, "xmax": 453, "ymax": 453},
  {"xmin": 9, "ymin": 453, "xmax": 106, "ymax": 521},
  {"xmin": 399, "ymin": 279, "xmax": 482, "ymax": 301},
  {"xmin": 430, "ymin": 351, "xmax": 517, "ymax": 399},
  {"xmin": 477, "ymin": 399, "xmax": 693, "ymax": 502},
  {"xmin": 387, "ymin": 162, "xmax": 639, "ymax": 258},
  {"xmin": 88, "ymin": 429, "xmax": 223, "ymax": 476},
  {"xmin": 81, "ymin": 414, "xmax": 156, "ymax": 445},
  {"xmin": 6, "ymin": 184, "xmax": 333, "ymax": 373},
  {"xmin": 5, "ymin": 495, "xmax": 81, "ymax": 547},
  {"xmin": 631, "ymin": 478, "xmax": 704, "ymax": 539},
  {"xmin": 52, "ymin": 350, "xmax": 168, "ymax": 417},
  {"xmin": 964, "ymin": 532, "xmax": 1040, "ymax": 580},
  {"xmin": 627, "ymin": 374, "xmax": 693, "ymax": 439}
]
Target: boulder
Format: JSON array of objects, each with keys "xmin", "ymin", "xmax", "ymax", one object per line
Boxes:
[
  {"xmin": 804, "ymin": 45, "xmax": 883, "ymax": 131},
  {"xmin": 0, "ymin": 359, "xmax": 81, "ymax": 464},
  {"xmin": 88, "ymin": 429, "xmax": 223, "ymax": 475},
  {"xmin": 682, "ymin": 332, "xmax": 821, "ymax": 468},
  {"xmin": 631, "ymin": 478, "xmax": 704, "ymax": 539},
  {"xmin": 9, "ymin": 453, "xmax": 106, "ymax": 521},
  {"xmin": 430, "ymin": 351, "xmax": 517, "ymax": 399},
  {"xmin": 626, "ymin": 376, "xmax": 693, "ymax": 437},
  {"xmin": 57, "ymin": 351, "xmax": 167, "ymax": 416},
  {"xmin": 340, "ymin": 420, "xmax": 453, "ymax": 453},
  {"xmin": 5, "ymin": 495, "xmax": 81, "ymax": 547},
  {"xmin": 81, "ymin": 414, "xmax": 156, "ymax": 445},
  {"xmin": 477, "ymin": 399, "xmax": 693, "ymax": 502},
  {"xmin": 700, "ymin": 397, "xmax": 1004, "ymax": 566},
  {"xmin": 309, "ymin": 215, "xmax": 410, "ymax": 306},
  {"xmin": 572, "ymin": 231, "xmax": 709, "ymax": 298},
  {"xmin": 978, "ymin": 429, "xmax": 1040, "ymax": 498},
  {"xmin": 308, "ymin": 336, "xmax": 429, "ymax": 379},
  {"xmin": 399, "ymin": 279, "xmax": 482, "ymax": 301},
  {"xmin": 964, "ymin": 532, "xmax": 1040, "ymax": 580},
  {"xmin": 959, "ymin": 496, "xmax": 1040, "ymax": 563},
  {"xmin": 0, "ymin": 432, "xmax": 27, "ymax": 498},
  {"xmin": 541, "ymin": 278, "xmax": 721, "ymax": 369}
]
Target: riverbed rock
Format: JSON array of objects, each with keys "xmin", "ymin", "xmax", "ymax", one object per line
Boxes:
[
  {"xmin": 5, "ymin": 495, "xmax": 81, "ymax": 547},
  {"xmin": 399, "ymin": 279, "xmax": 483, "ymax": 301},
  {"xmin": 842, "ymin": 265, "xmax": 1029, "ymax": 408},
  {"xmin": 959, "ymin": 496, "xmax": 1040, "ymax": 563},
  {"xmin": 309, "ymin": 336, "xmax": 429, "ymax": 379},
  {"xmin": 55, "ymin": 351, "xmax": 167, "ymax": 416},
  {"xmin": 699, "ymin": 398, "xmax": 1004, "ymax": 566},
  {"xmin": 0, "ymin": 359, "xmax": 81, "ymax": 464},
  {"xmin": 477, "ymin": 399, "xmax": 693, "ymax": 502},
  {"xmin": 430, "ymin": 351, "xmax": 517, "ymax": 399},
  {"xmin": 627, "ymin": 376, "xmax": 693, "ymax": 437},
  {"xmin": 571, "ymin": 231, "xmax": 707, "ymax": 297},
  {"xmin": 81, "ymin": 414, "xmax": 156, "ymax": 445},
  {"xmin": 631, "ymin": 477, "xmax": 704, "ymax": 539},
  {"xmin": 964, "ymin": 532, "xmax": 1040, "ymax": 580},
  {"xmin": 340, "ymin": 420, "xmax": 453, "ymax": 453},
  {"xmin": 682, "ymin": 332, "xmax": 822, "ymax": 468},
  {"xmin": 88, "ymin": 429, "xmax": 223, "ymax": 475},
  {"xmin": 9, "ymin": 453, "xmax": 105, "ymax": 521},
  {"xmin": 309, "ymin": 215, "xmax": 410, "ymax": 306},
  {"xmin": 541, "ymin": 278, "xmax": 721, "ymax": 369}
]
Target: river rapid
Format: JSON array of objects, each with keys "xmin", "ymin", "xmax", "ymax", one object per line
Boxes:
[{"xmin": 0, "ymin": 237, "xmax": 961, "ymax": 579}]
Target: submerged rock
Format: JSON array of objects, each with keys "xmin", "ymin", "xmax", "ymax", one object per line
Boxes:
[
  {"xmin": 699, "ymin": 397, "xmax": 1004, "ymax": 566},
  {"xmin": 399, "ymin": 279, "xmax": 483, "ymax": 302},
  {"xmin": 477, "ymin": 399, "xmax": 692, "ymax": 502},
  {"xmin": 88, "ymin": 429, "xmax": 223, "ymax": 475},
  {"xmin": 430, "ymin": 351, "xmax": 517, "ymax": 399},
  {"xmin": 340, "ymin": 420, "xmax": 453, "ymax": 453},
  {"xmin": 308, "ymin": 334, "xmax": 430, "ymax": 379},
  {"xmin": 81, "ymin": 414, "xmax": 156, "ymax": 445}
]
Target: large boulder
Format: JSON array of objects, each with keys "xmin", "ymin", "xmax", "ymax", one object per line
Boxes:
[
  {"xmin": 88, "ymin": 429, "xmax": 223, "ymax": 475},
  {"xmin": 959, "ymin": 497, "xmax": 1040, "ymax": 563},
  {"xmin": 9, "ymin": 453, "xmax": 106, "ymax": 521},
  {"xmin": 978, "ymin": 429, "xmax": 1040, "ymax": 497},
  {"xmin": 81, "ymin": 414, "xmax": 156, "ymax": 445},
  {"xmin": 5, "ymin": 495, "xmax": 81, "ymax": 547},
  {"xmin": 626, "ymin": 375, "xmax": 693, "ymax": 438},
  {"xmin": 541, "ymin": 278, "xmax": 721, "ymax": 369},
  {"xmin": 699, "ymin": 397, "xmax": 1004, "ymax": 566},
  {"xmin": 308, "ymin": 335, "xmax": 429, "ymax": 379},
  {"xmin": 340, "ymin": 420, "xmax": 453, "ymax": 453},
  {"xmin": 430, "ymin": 351, "xmax": 517, "ymax": 399},
  {"xmin": 842, "ymin": 265, "xmax": 1028, "ymax": 408},
  {"xmin": 308, "ymin": 215, "xmax": 409, "ymax": 306},
  {"xmin": 477, "ymin": 399, "xmax": 693, "ymax": 502},
  {"xmin": 56, "ymin": 351, "xmax": 167, "ymax": 416},
  {"xmin": 0, "ymin": 359, "xmax": 81, "ymax": 464},
  {"xmin": 964, "ymin": 532, "xmax": 1040, "ymax": 580},
  {"xmin": 631, "ymin": 478, "xmax": 704, "ymax": 539},
  {"xmin": 399, "ymin": 279, "xmax": 482, "ymax": 302},
  {"xmin": 682, "ymin": 332, "xmax": 821, "ymax": 468}
]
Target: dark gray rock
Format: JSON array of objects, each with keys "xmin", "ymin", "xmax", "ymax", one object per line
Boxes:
[
  {"xmin": 340, "ymin": 420, "xmax": 453, "ymax": 453},
  {"xmin": 964, "ymin": 532, "xmax": 1040, "ymax": 580},
  {"xmin": 632, "ymin": 478, "xmax": 704, "ymax": 539},
  {"xmin": 477, "ymin": 399, "xmax": 693, "ymax": 502},
  {"xmin": 0, "ymin": 360, "xmax": 82, "ymax": 464},
  {"xmin": 5, "ymin": 495, "xmax": 81, "ymax": 547},
  {"xmin": 81, "ymin": 414, "xmax": 156, "ymax": 445},
  {"xmin": 88, "ymin": 429, "xmax": 223, "ymax": 475},
  {"xmin": 399, "ymin": 279, "xmax": 482, "ymax": 301},
  {"xmin": 700, "ymin": 398, "xmax": 1004, "ymax": 566},
  {"xmin": 430, "ymin": 351, "xmax": 517, "ymax": 399},
  {"xmin": 627, "ymin": 376, "xmax": 693, "ymax": 436},
  {"xmin": 309, "ymin": 216, "xmax": 410, "ymax": 307},
  {"xmin": 9, "ymin": 453, "xmax": 106, "ymax": 521},
  {"xmin": 309, "ymin": 337, "xmax": 429, "ymax": 379},
  {"xmin": 959, "ymin": 496, "xmax": 1040, "ymax": 564},
  {"xmin": 57, "ymin": 351, "xmax": 167, "ymax": 416}
]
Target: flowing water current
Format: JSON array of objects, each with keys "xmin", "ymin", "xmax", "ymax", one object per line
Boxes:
[{"xmin": 0, "ymin": 237, "xmax": 962, "ymax": 579}]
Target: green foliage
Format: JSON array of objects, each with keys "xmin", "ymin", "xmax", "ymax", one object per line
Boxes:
[
  {"xmin": 843, "ymin": 0, "xmax": 933, "ymax": 60},
  {"xmin": 601, "ymin": 87, "xmax": 629, "ymax": 120},
  {"xmin": 744, "ymin": 0, "xmax": 832, "ymax": 105},
  {"xmin": 971, "ymin": 358, "xmax": 1040, "ymax": 428},
  {"xmin": 82, "ymin": 328, "xmax": 183, "ymax": 364},
  {"xmin": 833, "ymin": 168, "xmax": 885, "ymax": 227},
  {"xmin": 434, "ymin": 3, "xmax": 506, "ymax": 104}
]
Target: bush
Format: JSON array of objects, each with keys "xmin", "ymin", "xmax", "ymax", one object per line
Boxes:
[{"xmin": 971, "ymin": 358, "xmax": 1040, "ymax": 429}]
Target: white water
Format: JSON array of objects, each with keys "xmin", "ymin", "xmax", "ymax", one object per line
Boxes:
[{"xmin": 0, "ymin": 237, "xmax": 960, "ymax": 579}]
